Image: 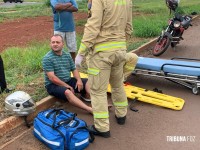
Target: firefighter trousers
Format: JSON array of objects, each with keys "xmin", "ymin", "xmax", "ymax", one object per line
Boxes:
[{"xmin": 87, "ymin": 49, "xmax": 128, "ymax": 132}]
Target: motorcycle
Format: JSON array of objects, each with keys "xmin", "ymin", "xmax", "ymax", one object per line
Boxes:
[{"xmin": 152, "ymin": 13, "xmax": 192, "ymax": 56}]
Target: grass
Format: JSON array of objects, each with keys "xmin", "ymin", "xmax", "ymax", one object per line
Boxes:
[
  {"xmin": 0, "ymin": 4, "xmax": 51, "ymax": 23},
  {"xmin": 0, "ymin": 0, "xmax": 200, "ymax": 110},
  {"xmin": 1, "ymin": 40, "xmax": 50, "ymax": 105},
  {"xmin": 76, "ymin": 19, "xmax": 87, "ymax": 26}
]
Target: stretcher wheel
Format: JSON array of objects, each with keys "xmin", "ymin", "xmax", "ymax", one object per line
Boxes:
[{"xmin": 192, "ymin": 86, "xmax": 199, "ymax": 95}]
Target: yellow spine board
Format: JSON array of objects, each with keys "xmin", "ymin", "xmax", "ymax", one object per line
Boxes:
[
  {"xmin": 76, "ymin": 73, "xmax": 185, "ymax": 110},
  {"xmin": 108, "ymin": 84, "xmax": 185, "ymax": 110}
]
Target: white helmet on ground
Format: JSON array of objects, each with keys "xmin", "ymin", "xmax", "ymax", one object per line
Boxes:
[{"xmin": 5, "ymin": 91, "xmax": 36, "ymax": 116}]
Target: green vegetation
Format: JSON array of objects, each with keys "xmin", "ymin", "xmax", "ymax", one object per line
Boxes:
[
  {"xmin": 0, "ymin": 0, "xmax": 200, "ymax": 108},
  {"xmin": 76, "ymin": 19, "xmax": 87, "ymax": 27},
  {"xmin": 1, "ymin": 40, "xmax": 50, "ymax": 104},
  {"xmin": 132, "ymin": 0, "xmax": 200, "ymax": 37},
  {"xmin": 127, "ymin": 39, "xmax": 150, "ymax": 52},
  {"xmin": 0, "ymin": 4, "xmax": 51, "ymax": 23},
  {"xmin": 3, "ymin": 41, "xmax": 49, "ymax": 77}
]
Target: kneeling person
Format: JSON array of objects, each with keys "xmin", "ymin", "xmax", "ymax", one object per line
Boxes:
[{"xmin": 42, "ymin": 34, "xmax": 92, "ymax": 113}]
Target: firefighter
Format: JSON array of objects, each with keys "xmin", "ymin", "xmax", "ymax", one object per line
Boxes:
[
  {"xmin": 123, "ymin": 53, "xmax": 138, "ymax": 80},
  {"xmin": 75, "ymin": 0, "xmax": 134, "ymax": 138}
]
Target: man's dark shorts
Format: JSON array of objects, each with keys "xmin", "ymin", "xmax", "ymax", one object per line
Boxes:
[{"xmin": 46, "ymin": 78, "xmax": 88, "ymax": 101}]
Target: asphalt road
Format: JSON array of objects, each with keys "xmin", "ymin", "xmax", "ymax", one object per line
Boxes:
[{"xmin": 1, "ymin": 16, "xmax": 200, "ymax": 150}]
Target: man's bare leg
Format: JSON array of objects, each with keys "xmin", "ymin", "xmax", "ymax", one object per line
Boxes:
[
  {"xmin": 65, "ymin": 89, "xmax": 92, "ymax": 113},
  {"xmin": 84, "ymin": 81, "xmax": 90, "ymax": 99}
]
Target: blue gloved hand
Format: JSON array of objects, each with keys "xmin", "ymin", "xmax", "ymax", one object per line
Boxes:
[
  {"xmin": 88, "ymin": 2, "xmax": 92, "ymax": 10},
  {"xmin": 87, "ymin": 2, "xmax": 92, "ymax": 18}
]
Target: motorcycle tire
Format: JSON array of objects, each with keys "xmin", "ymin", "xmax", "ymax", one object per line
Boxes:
[{"xmin": 152, "ymin": 36, "xmax": 171, "ymax": 56}]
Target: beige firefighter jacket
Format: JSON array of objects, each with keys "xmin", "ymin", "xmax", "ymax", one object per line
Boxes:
[{"xmin": 78, "ymin": 0, "xmax": 133, "ymax": 55}]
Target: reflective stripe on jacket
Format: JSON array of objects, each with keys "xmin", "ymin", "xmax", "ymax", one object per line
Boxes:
[{"xmin": 78, "ymin": 0, "xmax": 132, "ymax": 55}]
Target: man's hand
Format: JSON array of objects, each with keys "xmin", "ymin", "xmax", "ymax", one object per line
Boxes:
[
  {"xmin": 66, "ymin": 85, "xmax": 75, "ymax": 94},
  {"xmin": 75, "ymin": 54, "xmax": 84, "ymax": 69},
  {"xmin": 75, "ymin": 79, "xmax": 83, "ymax": 92},
  {"xmin": 66, "ymin": 2, "xmax": 72, "ymax": 8},
  {"xmin": 88, "ymin": 0, "xmax": 92, "ymax": 10}
]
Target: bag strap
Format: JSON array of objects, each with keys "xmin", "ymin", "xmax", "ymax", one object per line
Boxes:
[
  {"xmin": 86, "ymin": 126, "xmax": 95, "ymax": 143},
  {"xmin": 46, "ymin": 109, "xmax": 77, "ymax": 128},
  {"xmin": 57, "ymin": 118, "xmax": 74, "ymax": 126},
  {"xmin": 23, "ymin": 116, "xmax": 33, "ymax": 128},
  {"xmin": 46, "ymin": 109, "xmax": 76, "ymax": 118},
  {"xmin": 70, "ymin": 126, "xmax": 95, "ymax": 143},
  {"xmin": 89, "ymin": 130, "xmax": 95, "ymax": 143},
  {"xmin": 46, "ymin": 108, "xmax": 63, "ymax": 118},
  {"xmin": 45, "ymin": 109, "xmax": 62, "ymax": 128}
]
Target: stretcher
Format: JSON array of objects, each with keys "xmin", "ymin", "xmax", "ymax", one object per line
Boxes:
[
  {"xmin": 133, "ymin": 57, "xmax": 200, "ymax": 95},
  {"xmin": 107, "ymin": 83, "xmax": 184, "ymax": 110},
  {"xmin": 76, "ymin": 73, "xmax": 185, "ymax": 110}
]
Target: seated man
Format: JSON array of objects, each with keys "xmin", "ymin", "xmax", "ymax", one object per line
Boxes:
[{"xmin": 42, "ymin": 34, "xmax": 92, "ymax": 114}]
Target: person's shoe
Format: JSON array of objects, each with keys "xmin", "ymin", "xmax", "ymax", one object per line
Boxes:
[
  {"xmin": 115, "ymin": 115, "xmax": 126, "ymax": 125},
  {"xmin": 81, "ymin": 96, "xmax": 91, "ymax": 102},
  {"xmin": 0, "ymin": 88, "xmax": 14, "ymax": 94},
  {"xmin": 5, "ymin": 88, "xmax": 14, "ymax": 93},
  {"xmin": 88, "ymin": 125, "xmax": 110, "ymax": 138}
]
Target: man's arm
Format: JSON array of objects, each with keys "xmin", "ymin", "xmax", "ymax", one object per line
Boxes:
[
  {"xmin": 46, "ymin": 71, "xmax": 71, "ymax": 88},
  {"xmin": 72, "ymin": 69, "xmax": 82, "ymax": 81},
  {"xmin": 55, "ymin": 3, "xmax": 78, "ymax": 12},
  {"xmin": 125, "ymin": 0, "xmax": 133, "ymax": 41},
  {"xmin": 77, "ymin": 0, "xmax": 103, "ymax": 55}
]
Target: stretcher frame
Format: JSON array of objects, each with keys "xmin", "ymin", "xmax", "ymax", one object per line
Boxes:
[{"xmin": 133, "ymin": 57, "xmax": 200, "ymax": 95}]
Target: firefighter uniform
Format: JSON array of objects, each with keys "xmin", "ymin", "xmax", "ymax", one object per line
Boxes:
[
  {"xmin": 79, "ymin": 52, "xmax": 138, "ymax": 80},
  {"xmin": 124, "ymin": 53, "xmax": 138, "ymax": 79},
  {"xmin": 77, "ymin": 0, "xmax": 133, "ymax": 132}
]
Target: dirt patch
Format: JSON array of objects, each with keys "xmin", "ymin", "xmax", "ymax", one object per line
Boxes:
[{"xmin": 0, "ymin": 12, "xmax": 87, "ymax": 53}]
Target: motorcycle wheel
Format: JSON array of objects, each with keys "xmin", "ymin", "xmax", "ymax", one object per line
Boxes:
[{"xmin": 152, "ymin": 36, "xmax": 171, "ymax": 56}]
